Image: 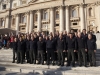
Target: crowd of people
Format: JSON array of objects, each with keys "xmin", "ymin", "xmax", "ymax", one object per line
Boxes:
[{"xmin": 0, "ymin": 29, "xmax": 97, "ymax": 67}]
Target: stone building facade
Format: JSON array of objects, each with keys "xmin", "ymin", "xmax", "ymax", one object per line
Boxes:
[{"xmin": 0, "ymin": 0, "xmax": 100, "ymax": 34}]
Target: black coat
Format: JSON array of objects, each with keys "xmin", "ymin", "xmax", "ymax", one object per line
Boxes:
[
  {"xmin": 66, "ymin": 37, "xmax": 77, "ymax": 50},
  {"xmin": 17, "ymin": 40, "xmax": 24, "ymax": 51},
  {"xmin": 30, "ymin": 40, "xmax": 37, "ymax": 51},
  {"xmin": 26, "ymin": 39, "xmax": 30, "ymax": 50},
  {"xmin": 37, "ymin": 40, "xmax": 45, "ymax": 51},
  {"xmin": 87, "ymin": 39, "xmax": 96, "ymax": 50},
  {"xmin": 46, "ymin": 39, "xmax": 55, "ymax": 50},
  {"xmin": 13, "ymin": 42, "xmax": 18, "ymax": 51},
  {"xmin": 57, "ymin": 38, "xmax": 66, "ymax": 50},
  {"xmin": 76, "ymin": 37, "xmax": 87, "ymax": 49}
]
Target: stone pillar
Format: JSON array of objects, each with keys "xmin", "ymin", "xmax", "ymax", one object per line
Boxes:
[
  {"xmin": 37, "ymin": 10, "xmax": 41, "ymax": 32},
  {"xmin": 95, "ymin": 4, "xmax": 100, "ymax": 32},
  {"xmin": 16, "ymin": 14, "xmax": 19, "ymax": 34},
  {"xmin": 66, "ymin": 6, "xmax": 70, "ymax": 32},
  {"xmin": 60, "ymin": 6, "xmax": 64, "ymax": 32},
  {"xmin": 5, "ymin": 15, "xmax": 9, "ymax": 28},
  {"xmin": 29, "ymin": 11, "xmax": 33, "ymax": 33},
  {"xmin": 50, "ymin": 8, "xmax": 54, "ymax": 33},
  {"xmin": 80, "ymin": 4, "xmax": 85, "ymax": 32},
  {"xmin": 26, "ymin": 12, "xmax": 29, "ymax": 33}
]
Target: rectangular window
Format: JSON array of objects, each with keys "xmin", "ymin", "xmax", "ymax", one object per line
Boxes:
[
  {"xmin": 56, "ymin": 24, "xmax": 59, "ymax": 26},
  {"xmin": 73, "ymin": 23, "xmax": 77, "ymax": 25},
  {"xmin": 2, "ymin": 4, "xmax": 6, "ymax": 9},
  {"xmin": 13, "ymin": 3, "xmax": 17, "ymax": 7}
]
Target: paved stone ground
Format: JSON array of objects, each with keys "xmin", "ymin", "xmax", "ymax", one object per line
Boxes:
[{"xmin": 0, "ymin": 39, "xmax": 100, "ymax": 75}]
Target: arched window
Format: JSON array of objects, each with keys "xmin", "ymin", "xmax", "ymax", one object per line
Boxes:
[
  {"xmin": 72, "ymin": 9, "xmax": 77, "ymax": 17},
  {"xmin": 35, "ymin": 14, "xmax": 38, "ymax": 21},
  {"xmin": 1, "ymin": 19, "xmax": 4, "ymax": 27},
  {"xmin": 12, "ymin": 18, "xmax": 15, "ymax": 25},
  {"xmin": 43, "ymin": 10, "xmax": 48, "ymax": 20},
  {"xmin": 22, "ymin": 16, "xmax": 26, "ymax": 23},
  {"xmin": 89, "ymin": 8, "xmax": 93, "ymax": 17},
  {"xmin": 56, "ymin": 11, "xmax": 59, "ymax": 19}
]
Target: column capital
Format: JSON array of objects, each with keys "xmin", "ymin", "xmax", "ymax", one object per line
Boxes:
[
  {"xmin": 66, "ymin": 5, "xmax": 69, "ymax": 9},
  {"xmin": 5, "ymin": 15, "xmax": 9, "ymax": 18},
  {"xmin": 50, "ymin": 7, "xmax": 54, "ymax": 11},
  {"xmin": 30, "ymin": 10, "xmax": 33, "ymax": 14},
  {"xmin": 15, "ymin": 13, "xmax": 19, "ymax": 17},
  {"xmin": 79, "ymin": 3, "xmax": 85, "ymax": 7},
  {"xmin": 25, "ymin": 11, "xmax": 30, "ymax": 15},
  {"xmin": 59, "ymin": 5, "xmax": 64, "ymax": 9}
]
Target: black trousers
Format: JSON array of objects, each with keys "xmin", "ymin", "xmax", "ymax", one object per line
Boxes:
[
  {"xmin": 38, "ymin": 50, "xmax": 44, "ymax": 64},
  {"xmin": 26, "ymin": 50, "xmax": 30, "ymax": 61},
  {"xmin": 88, "ymin": 50, "xmax": 96, "ymax": 66},
  {"xmin": 78, "ymin": 48, "xmax": 86, "ymax": 66},
  {"xmin": 58, "ymin": 50, "xmax": 65, "ymax": 65},
  {"xmin": 67, "ymin": 49, "xmax": 75, "ymax": 66},
  {"xmin": 17, "ymin": 50, "xmax": 23, "ymax": 63},
  {"xmin": 47, "ymin": 49, "xmax": 55, "ymax": 64},
  {"xmin": 13, "ymin": 50, "xmax": 17, "ymax": 62},
  {"xmin": 29, "ymin": 50, "xmax": 37, "ymax": 63}
]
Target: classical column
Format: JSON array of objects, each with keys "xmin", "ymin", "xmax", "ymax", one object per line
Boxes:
[
  {"xmin": 29, "ymin": 11, "xmax": 33, "ymax": 33},
  {"xmin": 50, "ymin": 8, "xmax": 54, "ymax": 33},
  {"xmin": 60, "ymin": 6, "xmax": 64, "ymax": 32},
  {"xmin": 80, "ymin": 4, "xmax": 85, "ymax": 32},
  {"xmin": 37, "ymin": 10, "xmax": 41, "ymax": 32},
  {"xmin": 16, "ymin": 14, "xmax": 19, "ymax": 34},
  {"xmin": 66, "ymin": 6, "xmax": 70, "ymax": 32},
  {"xmin": 95, "ymin": 4, "xmax": 100, "ymax": 32},
  {"xmin": 5, "ymin": 15, "xmax": 9, "ymax": 28},
  {"xmin": 26, "ymin": 12, "xmax": 29, "ymax": 33}
]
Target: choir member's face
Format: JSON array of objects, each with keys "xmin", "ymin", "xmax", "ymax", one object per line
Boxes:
[
  {"xmin": 88, "ymin": 34, "xmax": 92, "ymax": 39},
  {"xmin": 78, "ymin": 33, "xmax": 81, "ymax": 38},
  {"xmin": 39, "ymin": 37, "xmax": 42, "ymax": 41},
  {"xmin": 14, "ymin": 38, "xmax": 17, "ymax": 42}
]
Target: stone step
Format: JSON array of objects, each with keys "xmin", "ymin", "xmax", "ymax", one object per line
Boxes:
[
  {"xmin": 0, "ymin": 65, "xmax": 100, "ymax": 75},
  {"xmin": 0, "ymin": 61, "xmax": 100, "ymax": 71}
]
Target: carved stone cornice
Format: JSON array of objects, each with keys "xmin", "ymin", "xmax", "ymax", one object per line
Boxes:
[{"xmin": 95, "ymin": 1, "xmax": 100, "ymax": 6}]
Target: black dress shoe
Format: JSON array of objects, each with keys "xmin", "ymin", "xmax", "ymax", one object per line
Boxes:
[
  {"xmin": 52, "ymin": 63, "xmax": 55, "ymax": 66},
  {"xmin": 72, "ymin": 65, "xmax": 75, "ymax": 67},
  {"xmin": 58, "ymin": 63, "xmax": 61, "ymax": 66},
  {"xmin": 66, "ymin": 64, "xmax": 70, "ymax": 66},
  {"xmin": 61, "ymin": 64, "xmax": 64, "ymax": 66},
  {"xmin": 12, "ymin": 61, "xmax": 15, "ymax": 63}
]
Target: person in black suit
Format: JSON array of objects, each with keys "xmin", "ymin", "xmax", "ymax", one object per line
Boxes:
[
  {"xmin": 66, "ymin": 33, "xmax": 77, "ymax": 67},
  {"xmin": 25, "ymin": 36, "xmax": 30, "ymax": 63},
  {"xmin": 76, "ymin": 32, "xmax": 87, "ymax": 67},
  {"xmin": 87, "ymin": 33, "xmax": 96, "ymax": 66},
  {"xmin": 17, "ymin": 37, "xmax": 24, "ymax": 64},
  {"xmin": 29, "ymin": 36, "xmax": 37, "ymax": 64},
  {"xmin": 46, "ymin": 35, "xmax": 55, "ymax": 65},
  {"xmin": 12, "ymin": 38, "xmax": 18, "ymax": 63},
  {"xmin": 37, "ymin": 36, "xmax": 45, "ymax": 65},
  {"xmin": 57, "ymin": 34, "xmax": 66, "ymax": 66}
]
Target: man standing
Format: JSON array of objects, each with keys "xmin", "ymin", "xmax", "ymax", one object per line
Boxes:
[
  {"xmin": 57, "ymin": 34, "xmax": 66, "ymax": 66},
  {"xmin": 66, "ymin": 33, "xmax": 77, "ymax": 67},
  {"xmin": 17, "ymin": 37, "xmax": 24, "ymax": 64},
  {"xmin": 12, "ymin": 38, "xmax": 18, "ymax": 63},
  {"xmin": 37, "ymin": 36, "xmax": 45, "ymax": 65},
  {"xmin": 46, "ymin": 35, "xmax": 55, "ymax": 65},
  {"xmin": 87, "ymin": 34, "xmax": 96, "ymax": 66},
  {"xmin": 30, "ymin": 36, "xmax": 37, "ymax": 64},
  {"xmin": 26, "ymin": 36, "xmax": 30, "ymax": 63},
  {"xmin": 77, "ymin": 32, "xmax": 87, "ymax": 67}
]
